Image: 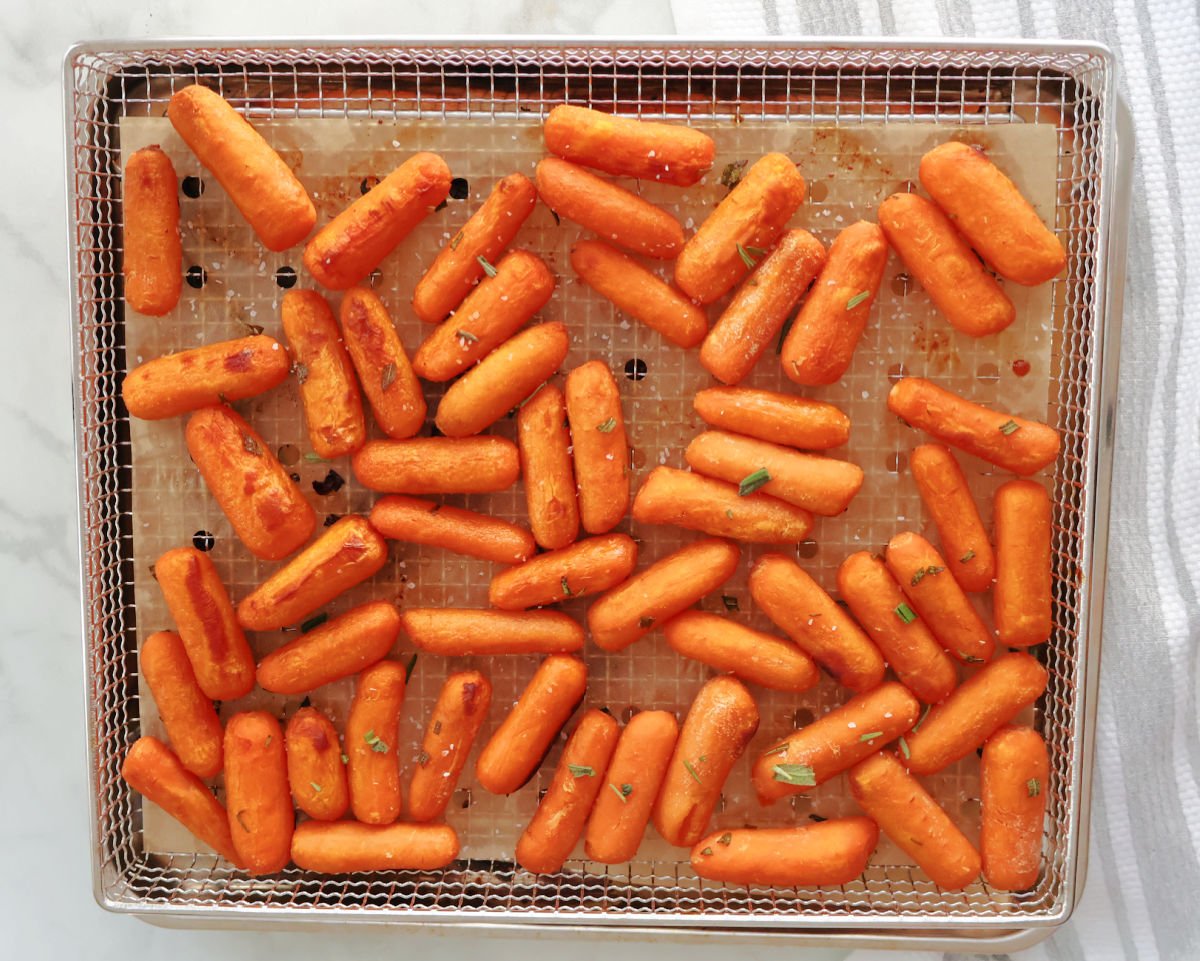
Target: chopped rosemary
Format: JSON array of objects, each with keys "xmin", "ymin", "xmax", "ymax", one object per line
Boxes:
[
  {"xmin": 1027, "ymin": 778, "xmax": 1042, "ymax": 797},
  {"xmin": 894, "ymin": 603, "xmax": 917, "ymax": 624},
  {"xmin": 858, "ymin": 731, "xmax": 884, "ymax": 743},
  {"xmin": 960, "ymin": 549, "xmax": 976, "ymax": 563},
  {"xmin": 363, "ymin": 729, "xmax": 388, "ymax": 754},
  {"xmin": 477, "ymin": 254, "xmax": 498, "ymax": 277},
  {"xmin": 381, "ymin": 362, "xmax": 397, "ymax": 391},
  {"xmin": 568, "ymin": 764, "xmax": 595, "ymax": 778},
  {"xmin": 999, "ymin": 419, "xmax": 1020, "ymax": 435},
  {"xmin": 738, "ymin": 467, "xmax": 771, "ymax": 497},
  {"xmin": 683, "ymin": 759, "xmax": 703, "ymax": 785},
  {"xmin": 772, "ymin": 763, "xmax": 817, "ymax": 787},
  {"xmin": 596, "ymin": 417, "xmax": 617, "ymax": 433},
  {"xmin": 845, "ymin": 289, "xmax": 871, "ymax": 310}
]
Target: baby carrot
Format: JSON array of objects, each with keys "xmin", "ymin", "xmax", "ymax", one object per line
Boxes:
[
  {"xmin": 903, "ymin": 652, "xmax": 1048, "ymax": 775},
  {"xmin": 345, "ymin": 660, "xmax": 407, "ymax": 825},
  {"xmin": 910, "ymin": 444, "xmax": 995, "ymax": 593},
  {"xmin": 516, "ymin": 709, "xmax": 620, "ymax": 873},
  {"xmin": 543, "ymin": 104, "xmax": 715, "ymax": 187},
  {"xmin": 981, "ymin": 726, "xmax": 1049, "ymax": 891},
  {"xmin": 663, "ymin": 611, "xmax": 819, "ymax": 693},
  {"xmin": 285, "ymin": 706, "xmax": 349, "ymax": 822},
  {"xmin": 749, "ymin": 553, "xmax": 886, "ymax": 693},
  {"xmin": 185, "ymin": 406, "xmax": 315, "ymax": 561},
  {"xmin": 352, "ymin": 436, "xmax": 520, "ymax": 494},
  {"xmin": 920, "ymin": 141, "xmax": 1066, "ymax": 286},
  {"xmin": 140, "ymin": 630, "xmax": 223, "ymax": 778},
  {"xmin": 370, "ymin": 495, "xmax": 535, "ymax": 565},
  {"xmin": 413, "ymin": 172, "xmax": 538, "ymax": 323},
  {"xmin": 122, "ymin": 145, "xmax": 182, "ymax": 316},
  {"xmin": 587, "ymin": 538, "xmax": 740, "ymax": 652},
  {"xmin": 339, "ymin": 286, "xmax": 426, "ymax": 439},
  {"xmin": 652, "ymin": 676, "xmax": 759, "ymax": 847},
  {"xmin": 691, "ymin": 818, "xmax": 879, "ymax": 887},
  {"xmin": 476, "ymin": 655, "xmax": 589, "ymax": 795},
  {"xmin": 256, "ymin": 601, "xmax": 401, "ymax": 694},
  {"xmin": 399, "ymin": 609, "xmax": 584, "ymax": 656},
  {"xmin": 565, "ymin": 360, "xmax": 631, "ymax": 534},
  {"xmin": 584, "ymin": 710, "xmax": 679, "ymax": 864},
  {"xmin": 408, "ymin": 671, "xmax": 493, "ymax": 822},
  {"xmin": 304, "ymin": 151, "xmax": 451, "ymax": 290},
  {"xmin": 291, "ymin": 821, "xmax": 459, "ymax": 873},
  {"xmin": 885, "ymin": 531, "xmax": 993, "ymax": 664},
  {"xmin": 535, "ymin": 157, "xmax": 684, "ymax": 260},
  {"xmin": 699, "ymin": 229, "xmax": 826, "ymax": 385},
  {"xmin": 751, "ymin": 681, "xmax": 921, "ymax": 804},
  {"xmin": 517, "ymin": 384, "xmax": 580, "ymax": 550},
  {"xmin": 167, "ymin": 84, "xmax": 315, "ymax": 251},
  {"xmin": 435, "ymin": 322, "xmax": 569, "ymax": 437},
  {"xmin": 570, "ymin": 240, "xmax": 708, "ymax": 348},
  {"xmin": 236, "ymin": 515, "xmax": 388, "ymax": 631},
  {"xmin": 121, "ymin": 737, "xmax": 241, "ymax": 865},
  {"xmin": 692, "ymin": 386, "xmax": 850, "ymax": 450},
  {"xmin": 849, "ymin": 752, "xmax": 981, "ymax": 890},
  {"xmin": 781, "ymin": 221, "xmax": 889, "ymax": 386},
  {"xmin": 888, "ymin": 377, "xmax": 1061, "ymax": 476},
  {"xmin": 412, "ymin": 250, "xmax": 556, "ymax": 382},
  {"xmin": 224, "ymin": 711, "xmax": 293, "ymax": 875},
  {"xmin": 489, "ymin": 533, "xmax": 638, "ymax": 611},
  {"xmin": 675, "ymin": 152, "xmax": 807, "ymax": 304},
  {"xmin": 837, "ymin": 552, "xmax": 959, "ymax": 705},
  {"xmin": 281, "ymin": 289, "xmax": 366, "ymax": 459},
  {"xmin": 994, "ymin": 480, "xmax": 1054, "ymax": 647},
  {"xmin": 632, "ymin": 466, "xmax": 813, "ymax": 543},
  {"xmin": 155, "ymin": 546, "xmax": 255, "ymax": 701}
]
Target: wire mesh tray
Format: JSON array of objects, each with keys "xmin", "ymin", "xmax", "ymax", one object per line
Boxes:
[{"xmin": 65, "ymin": 38, "xmax": 1125, "ymax": 946}]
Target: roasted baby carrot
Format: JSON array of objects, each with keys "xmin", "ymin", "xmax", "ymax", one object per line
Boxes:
[
  {"xmin": 352, "ymin": 436, "xmax": 520, "ymax": 494},
  {"xmin": 632, "ymin": 466, "xmax": 813, "ymax": 543},
  {"xmin": 749, "ymin": 553, "xmax": 886, "ymax": 693},
  {"xmin": 346, "ymin": 660, "xmax": 407, "ymax": 824},
  {"xmin": 565, "ymin": 360, "xmax": 631, "ymax": 534},
  {"xmin": 516, "ymin": 709, "xmax": 620, "ymax": 873},
  {"xmin": 123, "ymin": 145, "xmax": 182, "ymax": 316},
  {"xmin": 685, "ymin": 431, "xmax": 864, "ymax": 516},
  {"xmin": 781, "ymin": 221, "xmax": 889, "ymax": 386},
  {"xmin": 291, "ymin": 821, "xmax": 459, "ymax": 872},
  {"xmin": 910, "ymin": 444, "xmax": 995, "ymax": 593},
  {"xmin": 584, "ymin": 710, "xmax": 679, "ymax": 864},
  {"xmin": 184, "ymin": 405, "xmax": 315, "ymax": 561},
  {"xmin": 920, "ymin": 141, "xmax": 1066, "ymax": 286},
  {"xmin": 256, "ymin": 601, "xmax": 401, "ymax": 694},
  {"xmin": 304, "ymin": 151, "xmax": 451, "ymax": 290},
  {"xmin": 535, "ymin": 157, "xmax": 684, "ymax": 260},
  {"xmin": 981, "ymin": 726, "xmax": 1049, "ymax": 891},
  {"xmin": 517, "ymin": 384, "xmax": 580, "ymax": 550},
  {"xmin": 488, "ymin": 533, "xmax": 638, "ymax": 611},
  {"xmin": 155, "ymin": 546, "xmax": 255, "ymax": 701},
  {"xmin": 399, "ymin": 609, "xmax": 584, "ymax": 656},
  {"xmin": 435, "ymin": 322, "xmax": 569, "ymax": 437},
  {"xmin": 849, "ymin": 752, "xmax": 981, "ymax": 890},
  {"xmin": 587, "ymin": 538, "xmax": 740, "ymax": 652},
  {"xmin": 281, "ymin": 289, "xmax": 366, "ymax": 459},
  {"xmin": 837, "ymin": 552, "xmax": 959, "ymax": 705},
  {"xmin": 167, "ymin": 84, "xmax": 315, "ymax": 251},
  {"xmin": 139, "ymin": 630, "xmax": 223, "ymax": 779},
  {"xmin": 751, "ymin": 681, "xmax": 921, "ymax": 804},
  {"xmin": 543, "ymin": 104, "xmax": 715, "ymax": 187},
  {"xmin": 339, "ymin": 286, "xmax": 426, "ymax": 439},
  {"xmin": 885, "ymin": 531, "xmax": 994, "ymax": 664},
  {"xmin": 652, "ymin": 676, "xmax": 759, "ymax": 847},
  {"xmin": 903, "ymin": 652, "xmax": 1048, "ymax": 775},
  {"xmin": 370, "ymin": 495, "xmax": 534, "ymax": 565},
  {"xmin": 475, "ymin": 655, "xmax": 588, "ymax": 795},
  {"xmin": 236, "ymin": 515, "xmax": 388, "ymax": 631},
  {"xmin": 408, "ymin": 671, "xmax": 493, "ymax": 822},
  {"xmin": 675, "ymin": 152, "xmax": 807, "ymax": 304},
  {"xmin": 663, "ymin": 611, "xmax": 819, "ymax": 693},
  {"xmin": 691, "ymin": 818, "xmax": 879, "ymax": 886},
  {"xmin": 224, "ymin": 711, "xmax": 293, "ymax": 875},
  {"xmin": 692, "ymin": 386, "xmax": 850, "ymax": 450},
  {"xmin": 285, "ymin": 706, "xmax": 349, "ymax": 822},
  {"xmin": 699, "ymin": 229, "xmax": 826, "ymax": 385},
  {"xmin": 570, "ymin": 240, "xmax": 708, "ymax": 348},
  {"xmin": 121, "ymin": 737, "xmax": 241, "ymax": 864},
  {"xmin": 412, "ymin": 250, "xmax": 555, "ymax": 382},
  {"xmin": 888, "ymin": 377, "xmax": 1061, "ymax": 476},
  {"xmin": 878, "ymin": 192, "xmax": 1015, "ymax": 338},
  {"xmin": 413, "ymin": 172, "xmax": 538, "ymax": 323},
  {"xmin": 994, "ymin": 480, "xmax": 1054, "ymax": 647}
]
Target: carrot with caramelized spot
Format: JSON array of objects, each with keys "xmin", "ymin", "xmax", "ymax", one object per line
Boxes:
[
  {"xmin": 409, "ymin": 671, "xmax": 493, "ymax": 822},
  {"xmin": 691, "ymin": 818, "xmax": 879, "ymax": 886},
  {"xmin": 140, "ymin": 631, "xmax": 223, "ymax": 778},
  {"xmin": 517, "ymin": 384, "xmax": 580, "ymax": 550},
  {"xmin": 910, "ymin": 444, "xmax": 995, "ymax": 593},
  {"xmin": 400, "ymin": 609, "xmax": 584, "ymax": 656},
  {"xmin": 371, "ymin": 495, "xmax": 534, "ymax": 564},
  {"xmin": 693, "ymin": 387, "xmax": 850, "ymax": 451},
  {"xmin": 352, "ymin": 436, "xmax": 520, "ymax": 494},
  {"xmin": 291, "ymin": 821, "xmax": 459, "ymax": 873},
  {"xmin": 994, "ymin": 480, "xmax": 1053, "ymax": 647},
  {"xmin": 224, "ymin": 712, "xmax": 293, "ymax": 875},
  {"xmin": 565, "ymin": 361, "xmax": 631, "ymax": 534},
  {"xmin": 286, "ymin": 706, "xmax": 349, "ymax": 822},
  {"xmin": 663, "ymin": 612, "xmax": 819, "ymax": 693},
  {"xmin": 981, "ymin": 726, "xmax": 1049, "ymax": 891},
  {"xmin": 339, "ymin": 286, "xmax": 425, "ymax": 439},
  {"xmin": 346, "ymin": 660, "xmax": 407, "ymax": 825},
  {"xmin": 489, "ymin": 533, "xmax": 638, "ymax": 611},
  {"xmin": 122, "ymin": 145, "xmax": 182, "ymax": 316}
]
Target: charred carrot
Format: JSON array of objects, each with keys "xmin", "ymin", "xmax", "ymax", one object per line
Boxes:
[
  {"xmin": 370, "ymin": 495, "xmax": 534, "ymax": 565},
  {"xmin": 489, "ymin": 534, "xmax": 638, "ymax": 611},
  {"xmin": 565, "ymin": 360, "xmax": 631, "ymax": 534},
  {"xmin": 981, "ymin": 726, "xmax": 1049, "ymax": 891},
  {"xmin": 352, "ymin": 436, "xmax": 520, "ymax": 494},
  {"xmin": 224, "ymin": 711, "xmax": 293, "ymax": 875},
  {"xmin": 663, "ymin": 611, "xmax": 819, "ymax": 693},
  {"xmin": 291, "ymin": 821, "xmax": 459, "ymax": 872},
  {"xmin": 140, "ymin": 630, "xmax": 223, "ymax": 779},
  {"xmin": 910, "ymin": 444, "xmax": 995, "ymax": 593},
  {"xmin": 517, "ymin": 384, "xmax": 580, "ymax": 550},
  {"xmin": 285, "ymin": 706, "xmax": 349, "ymax": 822},
  {"xmin": 399, "ymin": 609, "xmax": 584, "ymax": 656},
  {"xmin": 692, "ymin": 386, "xmax": 850, "ymax": 450},
  {"xmin": 691, "ymin": 818, "xmax": 879, "ymax": 886},
  {"xmin": 994, "ymin": 480, "xmax": 1053, "ymax": 647},
  {"xmin": 123, "ymin": 145, "xmax": 182, "ymax": 316},
  {"xmin": 409, "ymin": 671, "xmax": 493, "ymax": 822},
  {"xmin": 346, "ymin": 660, "xmax": 407, "ymax": 824}
]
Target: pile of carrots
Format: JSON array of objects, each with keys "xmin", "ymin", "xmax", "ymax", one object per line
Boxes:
[{"xmin": 119, "ymin": 84, "xmax": 1066, "ymax": 893}]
